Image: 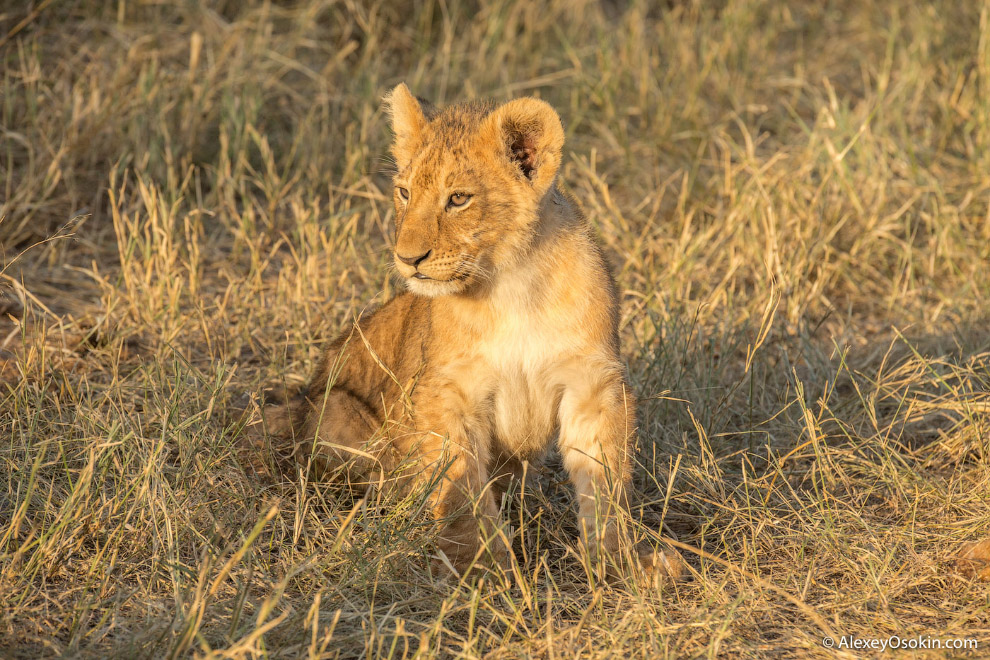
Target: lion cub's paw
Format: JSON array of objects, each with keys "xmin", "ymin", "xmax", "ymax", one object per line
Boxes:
[
  {"xmin": 590, "ymin": 542, "xmax": 687, "ymax": 588},
  {"xmin": 634, "ymin": 547, "xmax": 688, "ymax": 588},
  {"xmin": 430, "ymin": 534, "xmax": 513, "ymax": 582},
  {"xmin": 956, "ymin": 538, "xmax": 990, "ymax": 581}
]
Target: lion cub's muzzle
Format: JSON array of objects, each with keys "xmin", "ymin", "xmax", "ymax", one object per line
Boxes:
[{"xmin": 395, "ymin": 250, "xmax": 469, "ymax": 283}]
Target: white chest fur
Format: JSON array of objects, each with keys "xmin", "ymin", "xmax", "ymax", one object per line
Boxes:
[
  {"xmin": 438, "ymin": 232, "xmax": 611, "ymax": 454},
  {"xmin": 477, "ymin": 266, "xmax": 589, "ymax": 453}
]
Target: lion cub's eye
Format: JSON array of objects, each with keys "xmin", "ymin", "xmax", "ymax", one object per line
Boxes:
[
  {"xmin": 447, "ymin": 192, "xmax": 470, "ymax": 208},
  {"xmin": 396, "ymin": 187, "xmax": 410, "ymax": 201}
]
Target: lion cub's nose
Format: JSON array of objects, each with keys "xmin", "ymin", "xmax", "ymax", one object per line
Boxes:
[{"xmin": 396, "ymin": 249, "xmax": 432, "ymax": 267}]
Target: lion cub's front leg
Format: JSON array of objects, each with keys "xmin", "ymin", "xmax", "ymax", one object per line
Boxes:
[
  {"xmin": 406, "ymin": 376, "xmax": 508, "ymax": 576},
  {"xmin": 557, "ymin": 367, "xmax": 633, "ymax": 554},
  {"xmin": 557, "ymin": 365, "xmax": 685, "ymax": 583}
]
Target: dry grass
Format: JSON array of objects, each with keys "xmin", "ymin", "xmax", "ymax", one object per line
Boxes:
[{"xmin": 2, "ymin": 0, "xmax": 990, "ymax": 657}]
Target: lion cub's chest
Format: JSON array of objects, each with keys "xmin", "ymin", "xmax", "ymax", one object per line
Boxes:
[
  {"xmin": 490, "ymin": 367, "xmax": 558, "ymax": 455},
  {"xmin": 477, "ymin": 305, "xmax": 576, "ymax": 455},
  {"xmin": 439, "ymin": 260, "xmax": 595, "ymax": 455}
]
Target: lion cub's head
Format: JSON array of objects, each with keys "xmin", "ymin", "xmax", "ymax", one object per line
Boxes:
[{"xmin": 384, "ymin": 83, "xmax": 565, "ymax": 297}]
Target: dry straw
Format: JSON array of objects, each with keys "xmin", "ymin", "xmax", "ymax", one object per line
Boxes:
[{"xmin": 1, "ymin": 0, "xmax": 988, "ymax": 657}]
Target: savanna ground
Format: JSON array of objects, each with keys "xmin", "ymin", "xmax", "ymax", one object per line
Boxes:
[{"xmin": 2, "ymin": 0, "xmax": 990, "ymax": 657}]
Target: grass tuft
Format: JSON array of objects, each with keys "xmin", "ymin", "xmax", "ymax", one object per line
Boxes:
[{"xmin": 2, "ymin": 0, "xmax": 989, "ymax": 656}]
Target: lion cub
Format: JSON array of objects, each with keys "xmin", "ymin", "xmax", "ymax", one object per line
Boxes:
[{"xmin": 268, "ymin": 83, "xmax": 682, "ymax": 580}]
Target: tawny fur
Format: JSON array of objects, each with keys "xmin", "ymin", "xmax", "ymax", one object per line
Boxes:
[{"xmin": 265, "ymin": 83, "xmax": 683, "ymax": 579}]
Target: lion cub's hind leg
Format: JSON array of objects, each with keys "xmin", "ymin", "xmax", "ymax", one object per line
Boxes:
[{"xmin": 268, "ymin": 388, "xmax": 388, "ymax": 485}]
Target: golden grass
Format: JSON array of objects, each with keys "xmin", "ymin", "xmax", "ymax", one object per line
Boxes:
[{"xmin": 2, "ymin": 0, "xmax": 989, "ymax": 657}]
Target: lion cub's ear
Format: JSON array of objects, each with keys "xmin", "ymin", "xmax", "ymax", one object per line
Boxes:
[
  {"xmin": 385, "ymin": 83, "xmax": 431, "ymax": 170},
  {"xmin": 482, "ymin": 97, "xmax": 565, "ymax": 198}
]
